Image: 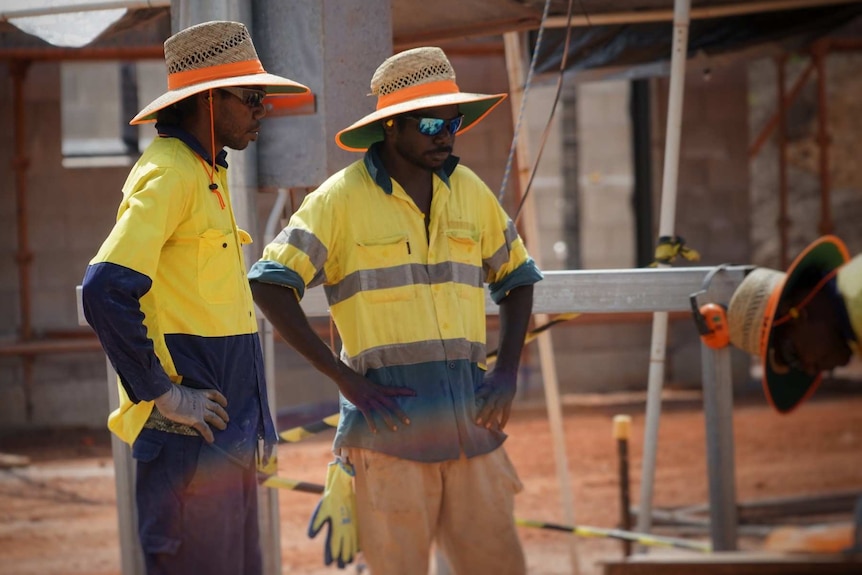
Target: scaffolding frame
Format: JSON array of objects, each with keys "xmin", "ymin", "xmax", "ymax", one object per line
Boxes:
[{"xmin": 78, "ymin": 264, "xmax": 749, "ymax": 574}]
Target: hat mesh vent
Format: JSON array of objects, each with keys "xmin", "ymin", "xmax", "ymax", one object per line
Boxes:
[
  {"xmin": 167, "ymin": 28, "xmax": 251, "ymax": 74},
  {"xmin": 374, "ymin": 63, "xmax": 453, "ymax": 96}
]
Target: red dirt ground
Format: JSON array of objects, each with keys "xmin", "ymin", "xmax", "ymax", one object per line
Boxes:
[{"xmin": 2, "ymin": 391, "xmax": 861, "ymax": 575}]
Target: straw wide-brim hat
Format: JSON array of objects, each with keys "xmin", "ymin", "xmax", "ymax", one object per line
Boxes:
[
  {"xmin": 335, "ymin": 46, "xmax": 507, "ymax": 152},
  {"xmin": 130, "ymin": 20, "xmax": 309, "ymax": 125},
  {"xmin": 727, "ymin": 235, "xmax": 849, "ymax": 413}
]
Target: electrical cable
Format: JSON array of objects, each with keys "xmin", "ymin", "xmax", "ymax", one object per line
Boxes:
[
  {"xmin": 513, "ymin": 0, "xmax": 583, "ymax": 225},
  {"xmin": 498, "ymin": 0, "xmax": 554, "ymax": 204}
]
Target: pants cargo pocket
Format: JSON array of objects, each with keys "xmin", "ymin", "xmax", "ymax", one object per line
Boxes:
[{"xmin": 133, "ymin": 431, "xmax": 199, "ymax": 557}]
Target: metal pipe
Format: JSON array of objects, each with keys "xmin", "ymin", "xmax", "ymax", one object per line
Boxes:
[
  {"xmin": 0, "ymin": 46, "xmax": 163, "ymax": 61},
  {"xmin": 825, "ymin": 37, "xmax": 862, "ymax": 51},
  {"xmin": 814, "ymin": 42, "xmax": 833, "ymax": 235},
  {"xmin": 700, "ymin": 343, "xmax": 739, "ymax": 551},
  {"xmin": 0, "ymin": 338, "xmax": 103, "ymax": 357},
  {"xmin": 637, "ymin": 0, "xmax": 691, "ymax": 544},
  {"xmin": 748, "ymin": 60, "xmax": 814, "ymax": 159},
  {"xmin": 261, "ymin": 187, "xmax": 289, "ymax": 451},
  {"xmin": 10, "ymin": 59, "xmax": 34, "ymax": 421},
  {"xmin": 776, "ymin": 55, "xmax": 789, "ymax": 269},
  {"xmin": 11, "ymin": 60, "xmax": 31, "ymax": 341}
]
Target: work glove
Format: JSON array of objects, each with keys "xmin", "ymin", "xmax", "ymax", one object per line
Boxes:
[
  {"xmin": 153, "ymin": 385, "xmax": 229, "ymax": 443},
  {"xmin": 256, "ymin": 438, "xmax": 278, "ymax": 476},
  {"xmin": 307, "ymin": 458, "xmax": 359, "ymax": 569}
]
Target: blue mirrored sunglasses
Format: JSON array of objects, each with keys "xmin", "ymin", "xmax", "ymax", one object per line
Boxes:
[
  {"xmin": 403, "ymin": 114, "xmax": 464, "ymax": 137},
  {"xmin": 220, "ymin": 86, "xmax": 266, "ymax": 107}
]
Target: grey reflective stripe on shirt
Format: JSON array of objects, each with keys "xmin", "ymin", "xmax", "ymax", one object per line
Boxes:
[
  {"xmin": 482, "ymin": 221, "xmax": 519, "ymax": 275},
  {"xmin": 273, "ymin": 227, "xmax": 329, "ymax": 275},
  {"xmin": 345, "ymin": 337, "xmax": 487, "ymax": 374},
  {"xmin": 326, "ymin": 261, "xmax": 484, "ymax": 305}
]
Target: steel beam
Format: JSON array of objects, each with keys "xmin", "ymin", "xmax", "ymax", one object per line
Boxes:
[{"xmin": 299, "ymin": 266, "xmax": 751, "ymax": 317}]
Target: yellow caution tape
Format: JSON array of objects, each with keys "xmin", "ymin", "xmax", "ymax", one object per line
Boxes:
[{"xmin": 514, "ymin": 518, "xmax": 711, "ymax": 552}]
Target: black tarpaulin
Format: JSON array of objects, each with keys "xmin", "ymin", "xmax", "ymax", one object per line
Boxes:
[{"xmin": 532, "ymin": 4, "xmax": 862, "ymax": 77}]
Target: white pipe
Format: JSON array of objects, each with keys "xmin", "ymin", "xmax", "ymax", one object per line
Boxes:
[
  {"xmin": 635, "ymin": 0, "xmax": 691, "ymax": 544},
  {"xmin": 262, "ymin": 188, "xmax": 289, "ymax": 410},
  {"xmin": 0, "ymin": 1, "xmax": 170, "ymax": 21},
  {"xmin": 264, "ymin": 188, "xmax": 289, "ymax": 243}
]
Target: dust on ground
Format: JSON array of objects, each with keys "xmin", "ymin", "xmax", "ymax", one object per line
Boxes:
[{"xmin": 2, "ymin": 391, "xmax": 861, "ymax": 575}]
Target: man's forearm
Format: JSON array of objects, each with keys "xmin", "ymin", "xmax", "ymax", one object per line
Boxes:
[
  {"xmin": 251, "ymin": 281, "xmax": 349, "ymax": 382},
  {"xmin": 494, "ymin": 284, "xmax": 534, "ymax": 373}
]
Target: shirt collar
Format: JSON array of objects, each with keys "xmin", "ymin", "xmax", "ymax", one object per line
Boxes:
[
  {"xmin": 156, "ymin": 123, "xmax": 228, "ymax": 169},
  {"xmin": 363, "ymin": 142, "xmax": 459, "ymax": 195}
]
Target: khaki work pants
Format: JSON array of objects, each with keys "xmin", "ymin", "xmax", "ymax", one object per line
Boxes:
[{"xmin": 347, "ymin": 446, "xmax": 527, "ymax": 575}]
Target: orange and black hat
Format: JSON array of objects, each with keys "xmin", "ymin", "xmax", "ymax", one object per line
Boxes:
[
  {"xmin": 335, "ymin": 46, "xmax": 507, "ymax": 152},
  {"xmin": 727, "ymin": 236, "xmax": 849, "ymax": 413},
  {"xmin": 131, "ymin": 21, "xmax": 309, "ymax": 125}
]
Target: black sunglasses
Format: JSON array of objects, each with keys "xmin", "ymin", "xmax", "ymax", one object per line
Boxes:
[
  {"xmin": 402, "ymin": 114, "xmax": 465, "ymax": 137},
  {"xmin": 220, "ymin": 86, "xmax": 266, "ymax": 108}
]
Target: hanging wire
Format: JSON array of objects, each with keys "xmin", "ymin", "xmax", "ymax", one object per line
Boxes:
[
  {"xmin": 513, "ymin": 0, "xmax": 586, "ymax": 225},
  {"xmin": 497, "ymin": 0, "xmax": 554, "ymax": 204}
]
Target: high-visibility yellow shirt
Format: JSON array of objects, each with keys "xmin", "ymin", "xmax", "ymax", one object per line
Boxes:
[
  {"xmin": 250, "ymin": 145, "xmax": 543, "ymax": 462},
  {"xmin": 82, "ymin": 129, "xmax": 274, "ymax": 466},
  {"xmin": 838, "ymin": 254, "xmax": 862, "ymax": 355}
]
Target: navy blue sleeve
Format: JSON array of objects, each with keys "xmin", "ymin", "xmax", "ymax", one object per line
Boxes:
[{"xmin": 82, "ymin": 261, "xmax": 173, "ymax": 402}]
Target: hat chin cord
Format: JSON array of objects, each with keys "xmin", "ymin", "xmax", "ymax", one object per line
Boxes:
[
  {"xmin": 772, "ymin": 267, "xmax": 839, "ymax": 328},
  {"xmin": 196, "ymin": 88, "xmax": 225, "ymax": 210}
]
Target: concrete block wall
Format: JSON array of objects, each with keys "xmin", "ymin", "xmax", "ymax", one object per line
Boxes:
[
  {"xmin": 577, "ymin": 80, "xmax": 636, "ymax": 269},
  {"xmin": 749, "ymin": 53, "xmax": 862, "ymax": 262},
  {"xmin": 0, "ymin": 60, "xmax": 130, "ymax": 427},
  {"xmin": 748, "ymin": 52, "xmax": 862, "ymax": 382}
]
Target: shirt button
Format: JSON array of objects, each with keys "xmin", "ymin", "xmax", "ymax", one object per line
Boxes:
[
  {"xmin": 222, "ymin": 242, "xmax": 228, "ymax": 248},
  {"xmin": 448, "ymin": 362, "xmax": 456, "ymax": 369}
]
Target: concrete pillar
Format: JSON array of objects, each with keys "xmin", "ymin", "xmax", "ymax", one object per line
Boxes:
[
  {"xmin": 252, "ymin": 0, "xmax": 392, "ymax": 188},
  {"xmin": 250, "ymin": 1, "xmax": 392, "ymax": 573}
]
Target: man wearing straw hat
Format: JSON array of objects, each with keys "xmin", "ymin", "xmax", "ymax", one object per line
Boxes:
[
  {"xmin": 727, "ymin": 235, "xmax": 861, "ymax": 414},
  {"xmin": 81, "ymin": 21, "xmax": 308, "ymax": 575},
  {"xmin": 250, "ymin": 47, "xmax": 542, "ymax": 573}
]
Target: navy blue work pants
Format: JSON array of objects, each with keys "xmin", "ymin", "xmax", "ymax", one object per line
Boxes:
[{"xmin": 132, "ymin": 429, "xmax": 262, "ymax": 575}]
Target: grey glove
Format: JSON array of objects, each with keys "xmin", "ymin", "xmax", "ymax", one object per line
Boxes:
[{"xmin": 153, "ymin": 385, "xmax": 229, "ymax": 443}]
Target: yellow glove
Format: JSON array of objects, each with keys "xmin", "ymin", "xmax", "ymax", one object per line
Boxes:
[{"xmin": 307, "ymin": 458, "xmax": 359, "ymax": 568}]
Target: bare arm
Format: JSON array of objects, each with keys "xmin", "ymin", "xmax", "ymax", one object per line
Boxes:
[
  {"xmin": 250, "ymin": 281, "xmax": 414, "ymax": 433},
  {"xmin": 475, "ymin": 283, "xmax": 534, "ymax": 430}
]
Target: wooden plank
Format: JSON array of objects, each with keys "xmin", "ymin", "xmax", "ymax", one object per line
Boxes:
[
  {"xmin": 603, "ymin": 553, "xmax": 862, "ymax": 575},
  {"xmin": 0, "ymin": 452, "xmax": 30, "ymax": 469}
]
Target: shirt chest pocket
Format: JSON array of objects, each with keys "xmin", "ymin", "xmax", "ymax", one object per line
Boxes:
[
  {"xmin": 445, "ymin": 229, "xmax": 482, "ymax": 265},
  {"xmin": 355, "ymin": 234, "xmax": 415, "ymax": 303},
  {"xmin": 198, "ymin": 228, "xmax": 242, "ymax": 304},
  {"xmin": 445, "ymin": 228, "xmax": 484, "ymax": 299}
]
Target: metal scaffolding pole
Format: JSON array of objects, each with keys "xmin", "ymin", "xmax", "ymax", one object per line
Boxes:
[{"xmin": 636, "ymin": 0, "xmax": 692, "ymax": 544}]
